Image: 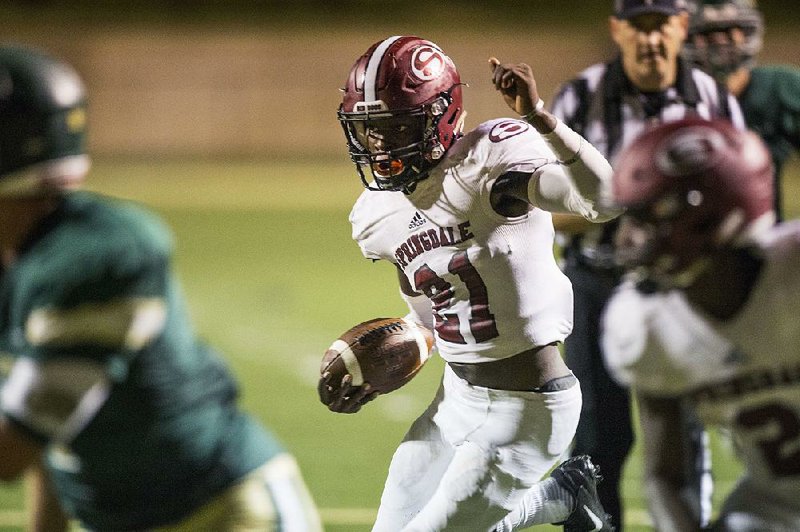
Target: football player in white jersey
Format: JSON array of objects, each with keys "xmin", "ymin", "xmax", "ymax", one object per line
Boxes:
[
  {"xmin": 319, "ymin": 35, "xmax": 619, "ymax": 531},
  {"xmin": 601, "ymin": 117, "xmax": 800, "ymax": 531}
]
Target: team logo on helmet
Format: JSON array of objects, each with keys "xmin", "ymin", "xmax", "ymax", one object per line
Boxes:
[
  {"xmin": 655, "ymin": 126, "xmax": 727, "ymax": 177},
  {"xmin": 411, "ymin": 45, "xmax": 446, "ymax": 81}
]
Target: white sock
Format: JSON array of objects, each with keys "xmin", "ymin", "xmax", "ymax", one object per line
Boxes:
[{"xmin": 495, "ymin": 478, "xmax": 575, "ymax": 531}]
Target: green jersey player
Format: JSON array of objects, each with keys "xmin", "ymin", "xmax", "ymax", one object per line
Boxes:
[
  {"xmin": 684, "ymin": 0, "xmax": 800, "ymax": 220},
  {"xmin": 0, "ymin": 44, "xmax": 322, "ymax": 531}
]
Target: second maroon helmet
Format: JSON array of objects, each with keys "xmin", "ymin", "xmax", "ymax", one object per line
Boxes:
[{"xmin": 612, "ymin": 117, "xmax": 774, "ymax": 282}]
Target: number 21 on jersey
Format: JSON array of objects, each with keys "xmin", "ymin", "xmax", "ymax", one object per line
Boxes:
[{"xmin": 413, "ymin": 250, "xmax": 499, "ymax": 344}]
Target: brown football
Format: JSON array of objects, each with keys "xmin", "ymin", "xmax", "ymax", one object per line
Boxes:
[{"xmin": 320, "ymin": 317, "xmax": 434, "ymax": 395}]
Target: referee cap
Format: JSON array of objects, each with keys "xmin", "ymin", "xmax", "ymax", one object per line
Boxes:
[{"xmin": 615, "ymin": 0, "xmax": 688, "ymax": 19}]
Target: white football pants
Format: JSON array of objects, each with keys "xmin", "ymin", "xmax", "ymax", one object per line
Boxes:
[{"xmin": 372, "ymin": 364, "xmax": 581, "ymax": 532}]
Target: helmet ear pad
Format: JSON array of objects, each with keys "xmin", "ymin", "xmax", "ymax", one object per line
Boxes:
[
  {"xmin": 338, "ymin": 36, "xmax": 465, "ymax": 192},
  {"xmin": 612, "ymin": 117, "xmax": 774, "ymax": 281}
]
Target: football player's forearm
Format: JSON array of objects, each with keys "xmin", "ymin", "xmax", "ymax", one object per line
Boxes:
[
  {"xmin": 396, "ymin": 268, "xmax": 435, "ymax": 341},
  {"xmin": 539, "ymin": 120, "xmax": 620, "ymax": 221},
  {"xmin": 399, "ymin": 289, "xmax": 434, "ymax": 332},
  {"xmin": 543, "ymin": 121, "xmax": 609, "ymax": 196}
]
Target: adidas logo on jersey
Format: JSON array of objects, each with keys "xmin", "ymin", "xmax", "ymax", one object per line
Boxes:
[{"xmin": 408, "ymin": 212, "xmax": 427, "ymax": 229}]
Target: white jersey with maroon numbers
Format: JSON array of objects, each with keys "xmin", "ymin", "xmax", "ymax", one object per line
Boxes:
[
  {"xmin": 350, "ymin": 118, "xmax": 575, "ymax": 364},
  {"xmin": 603, "ymin": 221, "xmax": 800, "ymax": 529}
]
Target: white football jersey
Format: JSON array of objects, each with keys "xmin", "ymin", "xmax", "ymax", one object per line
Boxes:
[
  {"xmin": 350, "ymin": 118, "xmax": 576, "ymax": 363},
  {"xmin": 602, "ymin": 221, "xmax": 800, "ymax": 516}
]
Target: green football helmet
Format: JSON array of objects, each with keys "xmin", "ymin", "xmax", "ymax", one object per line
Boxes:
[
  {"xmin": 683, "ymin": 0, "xmax": 764, "ymax": 81},
  {"xmin": 0, "ymin": 44, "xmax": 89, "ymax": 192}
]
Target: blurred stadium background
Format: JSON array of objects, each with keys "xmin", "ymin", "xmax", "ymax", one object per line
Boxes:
[{"xmin": 0, "ymin": 1, "xmax": 798, "ymax": 530}]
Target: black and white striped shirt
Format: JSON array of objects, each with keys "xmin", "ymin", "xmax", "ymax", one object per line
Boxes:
[{"xmin": 551, "ymin": 56, "xmax": 745, "ymax": 268}]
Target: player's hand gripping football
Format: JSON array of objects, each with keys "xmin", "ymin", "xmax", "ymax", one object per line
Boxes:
[
  {"xmin": 489, "ymin": 57, "xmax": 556, "ymax": 133},
  {"xmin": 318, "ymin": 372, "xmax": 379, "ymax": 414},
  {"xmin": 318, "ymin": 317, "xmax": 433, "ymax": 414}
]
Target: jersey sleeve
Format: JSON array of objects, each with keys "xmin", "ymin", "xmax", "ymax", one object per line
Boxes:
[
  {"xmin": 601, "ymin": 280, "xmax": 651, "ymax": 388},
  {"xmin": 348, "ymin": 179, "xmax": 429, "ymax": 263},
  {"xmin": 2, "ymin": 204, "xmax": 174, "ymax": 442},
  {"xmin": 480, "ymin": 118, "xmax": 616, "ymax": 222},
  {"xmin": 475, "ymin": 118, "xmax": 562, "ymax": 179},
  {"xmin": 24, "ymin": 231, "xmax": 171, "ymax": 358},
  {"xmin": 601, "ymin": 281, "xmax": 696, "ymax": 396},
  {"xmin": 602, "ymin": 281, "xmax": 735, "ymax": 397},
  {"xmin": 532, "ymin": 120, "xmax": 618, "ymax": 221},
  {"xmin": 349, "ymin": 190, "xmax": 385, "ymax": 261}
]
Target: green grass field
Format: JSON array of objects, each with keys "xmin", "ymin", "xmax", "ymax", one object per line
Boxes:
[{"xmin": 0, "ymin": 156, "xmax": 796, "ymax": 531}]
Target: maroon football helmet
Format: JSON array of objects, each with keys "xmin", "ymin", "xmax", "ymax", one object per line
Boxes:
[
  {"xmin": 612, "ymin": 117, "xmax": 774, "ymax": 285},
  {"xmin": 338, "ymin": 36, "xmax": 464, "ymax": 193}
]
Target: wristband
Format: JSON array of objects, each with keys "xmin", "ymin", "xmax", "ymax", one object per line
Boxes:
[{"xmin": 522, "ymin": 98, "xmax": 545, "ymax": 122}]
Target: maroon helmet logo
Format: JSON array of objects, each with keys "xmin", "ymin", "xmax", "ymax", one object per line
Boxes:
[
  {"xmin": 411, "ymin": 46, "xmax": 446, "ymax": 81},
  {"xmin": 489, "ymin": 120, "xmax": 530, "ymax": 143},
  {"xmin": 655, "ymin": 126, "xmax": 727, "ymax": 177}
]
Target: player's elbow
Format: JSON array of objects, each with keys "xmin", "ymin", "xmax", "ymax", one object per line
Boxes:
[
  {"xmin": 589, "ymin": 206, "xmax": 623, "ymax": 223},
  {"xmin": 594, "ymin": 193, "xmax": 625, "ymax": 222},
  {"xmin": 587, "ymin": 192, "xmax": 624, "ymax": 223},
  {"xmin": 569, "ymin": 200, "xmax": 621, "ymax": 224}
]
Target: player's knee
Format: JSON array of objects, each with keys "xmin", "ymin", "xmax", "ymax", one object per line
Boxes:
[{"xmin": 446, "ymin": 442, "xmax": 498, "ymax": 499}]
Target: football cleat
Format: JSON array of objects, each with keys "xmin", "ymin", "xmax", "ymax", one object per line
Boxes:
[{"xmin": 552, "ymin": 455, "xmax": 614, "ymax": 532}]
